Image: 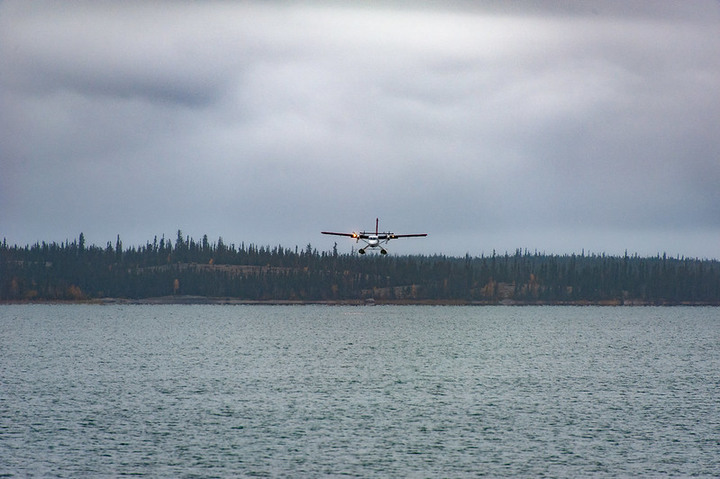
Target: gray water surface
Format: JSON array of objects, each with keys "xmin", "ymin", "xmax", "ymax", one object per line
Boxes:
[{"xmin": 1, "ymin": 305, "xmax": 719, "ymax": 477}]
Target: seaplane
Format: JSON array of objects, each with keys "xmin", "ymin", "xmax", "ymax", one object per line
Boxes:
[{"xmin": 322, "ymin": 218, "xmax": 427, "ymax": 254}]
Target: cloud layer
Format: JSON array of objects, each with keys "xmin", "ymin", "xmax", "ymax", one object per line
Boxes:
[{"xmin": 2, "ymin": 1, "xmax": 719, "ymax": 258}]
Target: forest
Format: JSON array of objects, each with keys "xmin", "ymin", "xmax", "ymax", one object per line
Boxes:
[{"xmin": 2, "ymin": 231, "xmax": 719, "ymax": 305}]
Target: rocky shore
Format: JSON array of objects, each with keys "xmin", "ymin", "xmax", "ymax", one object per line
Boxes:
[{"xmin": 3, "ymin": 296, "xmax": 718, "ymax": 306}]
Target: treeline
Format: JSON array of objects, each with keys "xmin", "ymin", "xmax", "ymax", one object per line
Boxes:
[{"xmin": 1, "ymin": 231, "xmax": 719, "ymax": 304}]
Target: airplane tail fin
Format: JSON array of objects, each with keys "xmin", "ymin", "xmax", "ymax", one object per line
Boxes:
[{"xmin": 376, "ymin": 218, "xmax": 379, "ymax": 236}]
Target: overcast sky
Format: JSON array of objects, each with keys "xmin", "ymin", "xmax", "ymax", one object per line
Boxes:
[{"xmin": 2, "ymin": 1, "xmax": 719, "ymax": 259}]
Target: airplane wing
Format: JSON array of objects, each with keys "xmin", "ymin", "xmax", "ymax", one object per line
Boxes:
[
  {"xmin": 385, "ymin": 233, "xmax": 428, "ymax": 239},
  {"xmin": 321, "ymin": 231, "xmax": 364, "ymax": 238}
]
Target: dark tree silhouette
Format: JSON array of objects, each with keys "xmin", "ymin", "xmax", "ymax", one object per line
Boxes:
[{"xmin": 1, "ymin": 233, "xmax": 718, "ymax": 304}]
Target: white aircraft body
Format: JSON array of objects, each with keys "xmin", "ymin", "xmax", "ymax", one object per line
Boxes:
[{"xmin": 322, "ymin": 218, "xmax": 427, "ymax": 254}]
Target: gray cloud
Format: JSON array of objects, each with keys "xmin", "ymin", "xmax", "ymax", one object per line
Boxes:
[{"xmin": 2, "ymin": 1, "xmax": 719, "ymax": 258}]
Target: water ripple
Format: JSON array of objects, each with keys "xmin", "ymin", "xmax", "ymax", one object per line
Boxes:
[{"xmin": 1, "ymin": 305, "xmax": 719, "ymax": 477}]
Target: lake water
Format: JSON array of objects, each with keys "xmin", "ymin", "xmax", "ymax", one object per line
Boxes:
[{"xmin": 1, "ymin": 305, "xmax": 719, "ymax": 477}]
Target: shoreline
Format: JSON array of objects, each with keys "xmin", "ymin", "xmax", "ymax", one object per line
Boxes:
[{"xmin": 2, "ymin": 296, "xmax": 718, "ymax": 306}]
